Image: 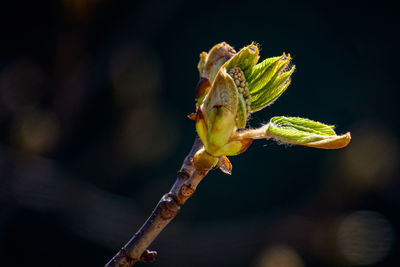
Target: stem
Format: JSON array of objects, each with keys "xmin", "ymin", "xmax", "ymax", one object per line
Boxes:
[
  {"xmin": 231, "ymin": 124, "xmax": 270, "ymax": 140},
  {"xmin": 105, "ymin": 137, "xmax": 207, "ymax": 267}
]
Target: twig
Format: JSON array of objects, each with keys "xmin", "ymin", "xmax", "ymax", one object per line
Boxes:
[{"xmin": 105, "ymin": 136, "xmax": 207, "ymax": 267}]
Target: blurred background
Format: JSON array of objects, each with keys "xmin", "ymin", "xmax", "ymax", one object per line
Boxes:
[{"xmin": 0, "ymin": 0, "xmax": 399, "ymax": 266}]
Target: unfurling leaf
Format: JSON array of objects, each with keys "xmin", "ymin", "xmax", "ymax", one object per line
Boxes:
[
  {"xmin": 248, "ymin": 54, "xmax": 294, "ymax": 111},
  {"xmin": 266, "ymin": 116, "xmax": 351, "ymax": 149}
]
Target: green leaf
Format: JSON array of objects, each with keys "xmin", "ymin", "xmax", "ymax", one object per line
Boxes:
[
  {"xmin": 266, "ymin": 116, "xmax": 351, "ymax": 149},
  {"xmin": 248, "ymin": 54, "xmax": 291, "ymax": 94},
  {"xmin": 270, "ymin": 116, "xmax": 336, "ymax": 135},
  {"xmin": 223, "ymin": 43, "xmax": 260, "ymax": 74},
  {"xmin": 250, "ymin": 66, "xmax": 294, "ymax": 111},
  {"xmin": 245, "ymin": 54, "xmax": 284, "ymax": 82}
]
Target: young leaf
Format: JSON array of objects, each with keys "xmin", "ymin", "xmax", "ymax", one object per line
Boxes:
[
  {"xmin": 247, "ymin": 54, "xmax": 294, "ymax": 112},
  {"xmin": 250, "ymin": 66, "xmax": 294, "ymax": 111},
  {"xmin": 266, "ymin": 116, "xmax": 351, "ymax": 149},
  {"xmin": 245, "ymin": 54, "xmax": 284, "ymax": 83}
]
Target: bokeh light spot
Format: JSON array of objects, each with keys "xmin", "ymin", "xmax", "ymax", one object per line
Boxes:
[
  {"xmin": 342, "ymin": 121, "xmax": 398, "ymax": 189},
  {"xmin": 338, "ymin": 210, "xmax": 393, "ymax": 265},
  {"xmin": 254, "ymin": 244, "xmax": 305, "ymax": 267},
  {"xmin": 10, "ymin": 110, "xmax": 60, "ymax": 155}
]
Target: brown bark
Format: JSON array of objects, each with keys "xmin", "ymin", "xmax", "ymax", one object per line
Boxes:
[{"xmin": 105, "ymin": 137, "xmax": 207, "ymax": 267}]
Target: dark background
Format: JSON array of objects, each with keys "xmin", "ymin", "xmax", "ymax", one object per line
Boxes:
[{"xmin": 0, "ymin": 0, "xmax": 399, "ymax": 266}]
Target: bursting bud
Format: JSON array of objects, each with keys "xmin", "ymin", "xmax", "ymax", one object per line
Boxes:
[
  {"xmin": 192, "ymin": 42, "xmax": 350, "ymax": 173},
  {"xmin": 195, "ymin": 43, "xmax": 293, "ymax": 158}
]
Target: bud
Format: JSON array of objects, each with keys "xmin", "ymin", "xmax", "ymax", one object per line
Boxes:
[
  {"xmin": 196, "ymin": 42, "xmax": 236, "ymax": 104},
  {"xmin": 195, "ymin": 43, "xmax": 295, "ymax": 157},
  {"xmin": 193, "ymin": 147, "xmax": 219, "ymax": 171},
  {"xmin": 192, "ymin": 42, "xmax": 350, "ymax": 173},
  {"xmin": 196, "ymin": 67, "xmax": 238, "ymax": 156}
]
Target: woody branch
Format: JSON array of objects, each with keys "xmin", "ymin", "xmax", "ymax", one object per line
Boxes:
[{"xmin": 105, "ymin": 136, "xmax": 208, "ymax": 267}]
